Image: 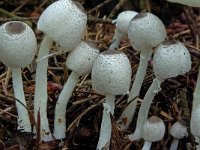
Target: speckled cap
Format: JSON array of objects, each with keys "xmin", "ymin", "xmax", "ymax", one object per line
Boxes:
[
  {"xmin": 37, "ymin": 0, "xmax": 87, "ymax": 52},
  {"xmin": 153, "ymin": 40, "xmax": 191, "ymax": 80},
  {"xmin": 66, "ymin": 41, "xmax": 99, "ymax": 76},
  {"xmin": 0, "ymin": 21, "xmax": 37, "ymax": 68},
  {"xmin": 115, "ymin": 11, "xmax": 138, "ymax": 36},
  {"xmin": 128, "ymin": 12, "xmax": 167, "ymax": 52},
  {"xmin": 170, "ymin": 121, "xmax": 188, "ymax": 139},
  {"xmin": 91, "ymin": 49, "xmax": 132, "ymax": 95},
  {"xmin": 142, "ymin": 116, "xmax": 165, "ymax": 142}
]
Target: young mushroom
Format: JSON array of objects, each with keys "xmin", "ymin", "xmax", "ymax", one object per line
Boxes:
[
  {"xmin": 142, "ymin": 116, "xmax": 165, "ymax": 150},
  {"xmin": 170, "ymin": 120, "xmax": 188, "ymax": 150},
  {"xmin": 53, "ymin": 41, "xmax": 99, "ymax": 139},
  {"xmin": 109, "ymin": 10, "xmax": 138, "ymax": 49},
  {"xmin": 92, "ymin": 49, "xmax": 132, "ymax": 149},
  {"xmin": 128, "ymin": 40, "xmax": 191, "ymax": 141},
  {"xmin": 167, "ymin": 0, "xmax": 200, "ymax": 7},
  {"xmin": 117, "ymin": 12, "xmax": 167, "ymax": 130},
  {"xmin": 0, "ymin": 21, "xmax": 37, "ymax": 132},
  {"xmin": 35, "ymin": 0, "xmax": 87, "ymax": 141}
]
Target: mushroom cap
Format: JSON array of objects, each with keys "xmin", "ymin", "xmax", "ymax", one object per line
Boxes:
[
  {"xmin": 191, "ymin": 105, "xmax": 200, "ymax": 136},
  {"xmin": 142, "ymin": 116, "xmax": 165, "ymax": 142},
  {"xmin": 66, "ymin": 41, "xmax": 100, "ymax": 76},
  {"xmin": 167, "ymin": 0, "xmax": 200, "ymax": 7},
  {"xmin": 92, "ymin": 49, "xmax": 132, "ymax": 96},
  {"xmin": 37, "ymin": 0, "xmax": 87, "ymax": 52},
  {"xmin": 128, "ymin": 12, "xmax": 167, "ymax": 52},
  {"xmin": 153, "ymin": 40, "xmax": 191, "ymax": 80},
  {"xmin": 115, "ymin": 11, "xmax": 138, "ymax": 36},
  {"xmin": 0, "ymin": 21, "xmax": 37, "ymax": 68},
  {"xmin": 170, "ymin": 121, "xmax": 188, "ymax": 139}
]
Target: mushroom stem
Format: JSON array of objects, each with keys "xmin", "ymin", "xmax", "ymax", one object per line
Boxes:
[
  {"xmin": 34, "ymin": 35, "xmax": 53, "ymax": 141},
  {"xmin": 193, "ymin": 68, "xmax": 200, "ymax": 107},
  {"xmin": 191, "ymin": 68, "xmax": 200, "ymax": 146},
  {"xmin": 142, "ymin": 141, "xmax": 152, "ymax": 150},
  {"xmin": 109, "ymin": 29, "xmax": 123, "ymax": 49},
  {"xmin": 54, "ymin": 71, "xmax": 80, "ymax": 139},
  {"xmin": 128, "ymin": 78, "xmax": 163, "ymax": 141},
  {"xmin": 12, "ymin": 68, "xmax": 32, "ymax": 132},
  {"xmin": 170, "ymin": 138, "xmax": 179, "ymax": 150},
  {"xmin": 195, "ymin": 136, "xmax": 200, "ymax": 150},
  {"xmin": 97, "ymin": 95, "xmax": 115, "ymax": 150},
  {"xmin": 117, "ymin": 49, "xmax": 150, "ymax": 130}
]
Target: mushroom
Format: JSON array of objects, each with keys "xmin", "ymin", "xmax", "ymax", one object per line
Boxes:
[
  {"xmin": 91, "ymin": 49, "xmax": 132, "ymax": 149},
  {"xmin": 128, "ymin": 40, "xmax": 191, "ymax": 141},
  {"xmin": 109, "ymin": 10, "xmax": 138, "ymax": 49},
  {"xmin": 0, "ymin": 21, "xmax": 37, "ymax": 132},
  {"xmin": 35, "ymin": 0, "xmax": 87, "ymax": 141},
  {"xmin": 117, "ymin": 12, "xmax": 167, "ymax": 130},
  {"xmin": 167, "ymin": 0, "xmax": 200, "ymax": 7},
  {"xmin": 170, "ymin": 120, "xmax": 188, "ymax": 150},
  {"xmin": 141, "ymin": 116, "xmax": 165, "ymax": 150},
  {"xmin": 53, "ymin": 41, "xmax": 99, "ymax": 139}
]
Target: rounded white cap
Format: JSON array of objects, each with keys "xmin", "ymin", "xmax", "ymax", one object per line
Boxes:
[
  {"xmin": 170, "ymin": 121, "xmax": 188, "ymax": 139},
  {"xmin": 92, "ymin": 49, "xmax": 132, "ymax": 95},
  {"xmin": 115, "ymin": 11, "xmax": 138, "ymax": 36},
  {"xmin": 128, "ymin": 12, "xmax": 167, "ymax": 52},
  {"xmin": 0, "ymin": 21, "xmax": 37, "ymax": 68},
  {"xmin": 142, "ymin": 116, "xmax": 165, "ymax": 142},
  {"xmin": 191, "ymin": 105, "xmax": 200, "ymax": 136},
  {"xmin": 66, "ymin": 41, "xmax": 100, "ymax": 76},
  {"xmin": 153, "ymin": 40, "xmax": 191, "ymax": 80},
  {"xmin": 167, "ymin": 0, "xmax": 200, "ymax": 7},
  {"xmin": 37, "ymin": 0, "xmax": 87, "ymax": 52}
]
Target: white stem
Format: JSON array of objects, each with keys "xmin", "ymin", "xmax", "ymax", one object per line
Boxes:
[
  {"xmin": 12, "ymin": 68, "xmax": 31, "ymax": 132},
  {"xmin": 195, "ymin": 136, "xmax": 200, "ymax": 150},
  {"xmin": 97, "ymin": 95, "xmax": 115, "ymax": 150},
  {"xmin": 109, "ymin": 29, "xmax": 124, "ymax": 49},
  {"xmin": 191, "ymin": 69, "xmax": 200, "ymax": 138},
  {"xmin": 170, "ymin": 138, "xmax": 179, "ymax": 150},
  {"xmin": 34, "ymin": 35, "xmax": 53, "ymax": 141},
  {"xmin": 128, "ymin": 78, "xmax": 163, "ymax": 141},
  {"xmin": 54, "ymin": 71, "xmax": 80, "ymax": 139},
  {"xmin": 142, "ymin": 141, "xmax": 152, "ymax": 150},
  {"xmin": 117, "ymin": 50, "xmax": 150, "ymax": 130},
  {"xmin": 193, "ymin": 67, "xmax": 200, "ymax": 107}
]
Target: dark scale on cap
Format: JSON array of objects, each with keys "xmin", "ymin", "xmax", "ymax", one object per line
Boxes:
[
  {"xmin": 5, "ymin": 22, "xmax": 26, "ymax": 35},
  {"xmin": 72, "ymin": 1, "xmax": 86, "ymax": 15},
  {"xmin": 102, "ymin": 49, "xmax": 121, "ymax": 55},
  {"xmin": 132, "ymin": 12, "xmax": 148, "ymax": 21},
  {"xmin": 161, "ymin": 40, "xmax": 177, "ymax": 46},
  {"xmin": 86, "ymin": 40, "xmax": 98, "ymax": 49}
]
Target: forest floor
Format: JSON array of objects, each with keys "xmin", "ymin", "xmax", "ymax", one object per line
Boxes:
[{"xmin": 0, "ymin": 0, "xmax": 200, "ymax": 149}]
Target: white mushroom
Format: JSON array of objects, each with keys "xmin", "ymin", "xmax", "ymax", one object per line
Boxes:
[
  {"xmin": 170, "ymin": 121, "xmax": 188, "ymax": 150},
  {"xmin": 35, "ymin": 0, "xmax": 87, "ymax": 141},
  {"xmin": 53, "ymin": 41, "xmax": 99, "ymax": 139},
  {"xmin": 109, "ymin": 10, "xmax": 138, "ymax": 49},
  {"xmin": 92, "ymin": 49, "xmax": 132, "ymax": 149},
  {"xmin": 142, "ymin": 116, "xmax": 165, "ymax": 150},
  {"xmin": 117, "ymin": 12, "xmax": 167, "ymax": 130},
  {"xmin": 128, "ymin": 40, "xmax": 191, "ymax": 141},
  {"xmin": 0, "ymin": 21, "xmax": 37, "ymax": 132}
]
